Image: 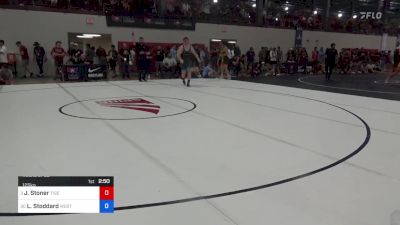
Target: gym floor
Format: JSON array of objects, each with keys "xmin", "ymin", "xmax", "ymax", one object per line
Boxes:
[{"xmin": 0, "ymin": 77, "xmax": 399, "ymax": 225}]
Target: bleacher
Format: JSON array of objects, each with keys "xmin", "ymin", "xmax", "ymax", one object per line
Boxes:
[{"xmin": 1, "ymin": 0, "xmax": 399, "ymax": 35}]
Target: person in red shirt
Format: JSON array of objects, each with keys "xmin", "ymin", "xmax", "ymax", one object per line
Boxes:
[
  {"xmin": 51, "ymin": 41, "xmax": 66, "ymax": 80},
  {"xmin": 311, "ymin": 46, "xmax": 319, "ymax": 74},
  {"xmin": 96, "ymin": 46, "xmax": 107, "ymax": 66},
  {"xmin": 96, "ymin": 46, "xmax": 107, "ymax": 79},
  {"xmin": 16, "ymin": 41, "xmax": 33, "ymax": 78}
]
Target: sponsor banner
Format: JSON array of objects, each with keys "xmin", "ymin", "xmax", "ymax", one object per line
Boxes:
[
  {"xmin": 65, "ymin": 65, "xmax": 80, "ymax": 81},
  {"xmin": 106, "ymin": 16, "xmax": 195, "ymax": 30},
  {"xmin": 86, "ymin": 65, "xmax": 106, "ymax": 79},
  {"xmin": 285, "ymin": 62, "xmax": 298, "ymax": 74},
  {"xmin": 63, "ymin": 64, "xmax": 106, "ymax": 81}
]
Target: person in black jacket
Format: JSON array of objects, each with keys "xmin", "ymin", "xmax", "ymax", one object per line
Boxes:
[
  {"xmin": 118, "ymin": 43, "xmax": 131, "ymax": 79},
  {"xmin": 33, "ymin": 42, "xmax": 46, "ymax": 77},
  {"xmin": 136, "ymin": 37, "xmax": 151, "ymax": 81},
  {"xmin": 325, "ymin": 43, "xmax": 338, "ymax": 81}
]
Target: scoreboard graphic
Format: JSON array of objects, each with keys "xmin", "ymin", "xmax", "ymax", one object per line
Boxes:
[{"xmin": 18, "ymin": 176, "xmax": 114, "ymax": 214}]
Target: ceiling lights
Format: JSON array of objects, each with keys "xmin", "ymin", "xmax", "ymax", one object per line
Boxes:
[{"xmin": 76, "ymin": 34, "xmax": 102, "ymax": 39}]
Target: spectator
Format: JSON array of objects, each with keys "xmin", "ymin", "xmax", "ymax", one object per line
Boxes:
[
  {"xmin": 90, "ymin": 46, "xmax": 97, "ymax": 64},
  {"xmin": 33, "ymin": 42, "xmax": 46, "ymax": 77},
  {"xmin": 96, "ymin": 45, "xmax": 107, "ymax": 66},
  {"xmin": 170, "ymin": 45, "xmax": 177, "ymax": 60},
  {"xmin": 311, "ymin": 46, "xmax": 319, "ymax": 74},
  {"xmin": 16, "ymin": 41, "xmax": 34, "ymax": 78},
  {"xmin": 108, "ymin": 44, "xmax": 118, "ymax": 78},
  {"xmin": 95, "ymin": 45, "xmax": 107, "ymax": 78},
  {"xmin": 129, "ymin": 46, "xmax": 136, "ymax": 69},
  {"xmin": 246, "ymin": 47, "xmax": 255, "ymax": 66},
  {"xmin": 287, "ymin": 48, "xmax": 295, "ymax": 62},
  {"xmin": 234, "ymin": 45, "xmax": 241, "ymax": 57},
  {"xmin": 393, "ymin": 49, "xmax": 400, "ymax": 72},
  {"xmin": 270, "ymin": 47, "xmax": 278, "ymax": 76},
  {"xmin": 298, "ymin": 48, "xmax": 308, "ymax": 74},
  {"xmin": 118, "ymin": 43, "xmax": 131, "ymax": 79},
  {"xmin": 350, "ymin": 49, "xmax": 362, "ymax": 73},
  {"xmin": 0, "ymin": 40, "xmax": 12, "ymax": 84},
  {"xmin": 68, "ymin": 42, "xmax": 83, "ymax": 64},
  {"xmin": 202, "ymin": 63, "xmax": 216, "ymax": 78},
  {"xmin": 136, "ymin": 37, "xmax": 151, "ymax": 81},
  {"xmin": 199, "ymin": 47, "xmax": 209, "ymax": 66},
  {"xmin": 386, "ymin": 50, "xmax": 392, "ymax": 66},
  {"xmin": 318, "ymin": 47, "xmax": 325, "ymax": 65},
  {"xmin": 85, "ymin": 44, "xmax": 95, "ymax": 64},
  {"xmin": 154, "ymin": 45, "xmax": 165, "ymax": 77},
  {"xmin": 0, "ymin": 40, "xmax": 7, "ymax": 66},
  {"xmin": 228, "ymin": 46, "xmax": 235, "ymax": 60},
  {"xmin": 4, "ymin": 1, "xmax": 400, "ymax": 36},
  {"xmin": 239, "ymin": 54, "xmax": 246, "ymax": 77},
  {"xmin": 338, "ymin": 49, "xmax": 350, "ymax": 74},
  {"xmin": 161, "ymin": 52, "xmax": 177, "ymax": 78},
  {"xmin": 265, "ymin": 47, "xmax": 270, "ymax": 65},
  {"xmin": 227, "ymin": 45, "xmax": 235, "ymax": 74},
  {"xmin": 0, "ymin": 63, "xmax": 12, "ymax": 85},
  {"xmin": 258, "ymin": 47, "xmax": 266, "ymax": 65},
  {"xmin": 182, "ymin": 1, "xmax": 190, "ymax": 16},
  {"xmin": 191, "ymin": 45, "xmax": 201, "ymax": 78},
  {"xmin": 379, "ymin": 50, "xmax": 386, "ymax": 71},
  {"xmin": 217, "ymin": 45, "xmax": 230, "ymax": 79},
  {"xmin": 246, "ymin": 63, "xmax": 253, "ymax": 77},
  {"xmin": 162, "ymin": 52, "xmax": 177, "ymax": 69},
  {"xmin": 343, "ymin": 49, "xmax": 352, "ymax": 73},
  {"xmin": 231, "ymin": 54, "xmax": 240, "ymax": 78},
  {"xmin": 260, "ymin": 61, "xmax": 268, "ymax": 76},
  {"xmin": 276, "ymin": 46, "xmax": 282, "ymax": 75},
  {"xmin": 359, "ymin": 48, "xmax": 369, "ymax": 72},
  {"xmin": 50, "ymin": 41, "xmax": 66, "ymax": 80},
  {"xmin": 250, "ymin": 62, "xmax": 261, "ymax": 77}
]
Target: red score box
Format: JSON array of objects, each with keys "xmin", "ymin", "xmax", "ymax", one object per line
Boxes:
[{"xmin": 100, "ymin": 186, "xmax": 114, "ymax": 200}]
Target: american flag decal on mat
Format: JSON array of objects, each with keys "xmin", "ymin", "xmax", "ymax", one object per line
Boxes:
[{"xmin": 96, "ymin": 98, "xmax": 160, "ymax": 114}]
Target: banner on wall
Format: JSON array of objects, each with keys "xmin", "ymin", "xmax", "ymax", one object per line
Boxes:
[
  {"xmin": 294, "ymin": 28, "xmax": 303, "ymax": 48},
  {"xmin": 64, "ymin": 64, "xmax": 107, "ymax": 81},
  {"xmin": 86, "ymin": 64, "xmax": 107, "ymax": 79},
  {"xmin": 65, "ymin": 65, "xmax": 80, "ymax": 81},
  {"xmin": 106, "ymin": 16, "xmax": 195, "ymax": 30}
]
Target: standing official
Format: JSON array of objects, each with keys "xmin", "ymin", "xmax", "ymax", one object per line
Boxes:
[{"xmin": 325, "ymin": 43, "xmax": 338, "ymax": 81}]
